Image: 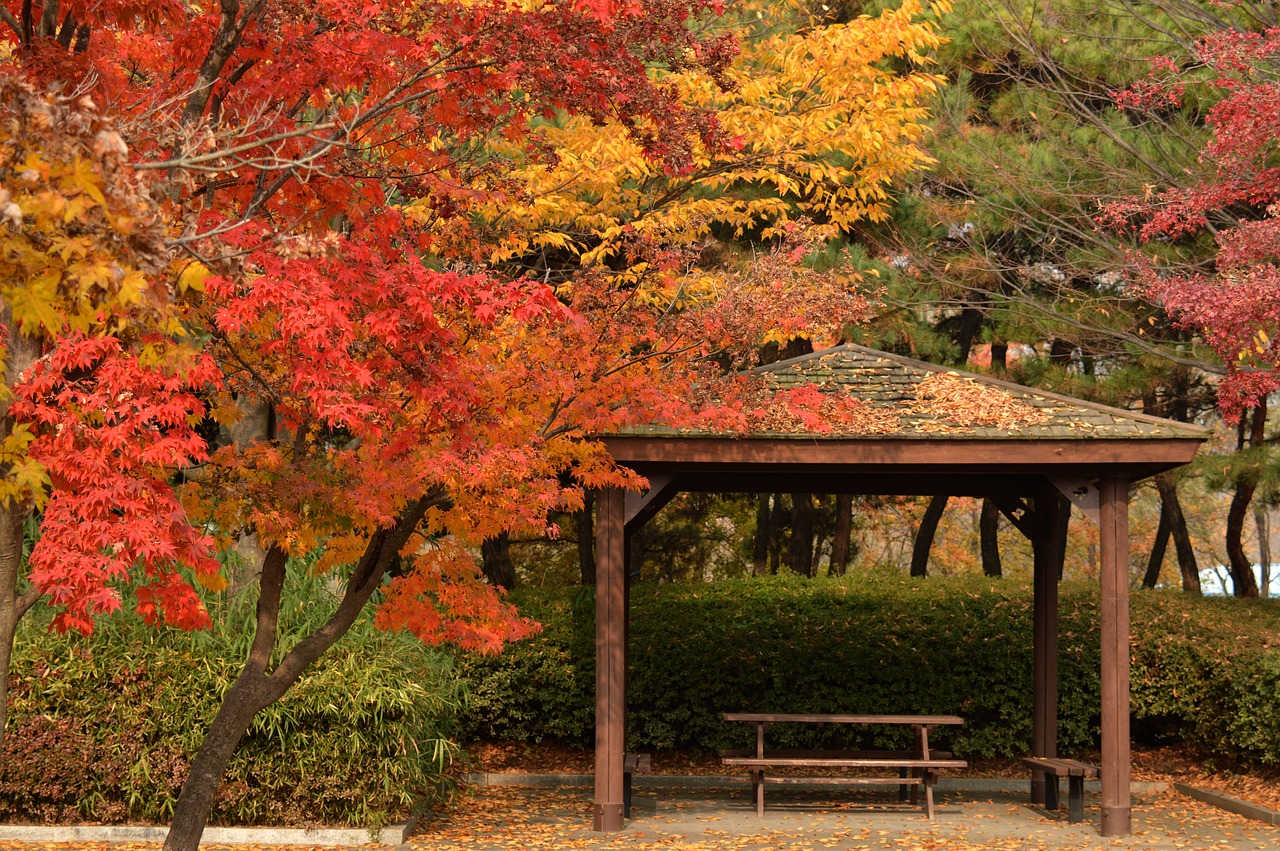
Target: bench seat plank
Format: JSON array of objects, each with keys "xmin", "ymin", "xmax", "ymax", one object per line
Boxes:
[
  {"xmin": 724, "ymin": 757, "xmax": 967, "ymax": 769},
  {"xmin": 764, "ymin": 776, "xmax": 925, "ymax": 786},
  {"xmin": 1021, "ymin": 757, "xmax": 1100, "ymax": 777},
  {"xmin": 1021, "ymin": 756, "xmax": 1099, "ymax": 823}
]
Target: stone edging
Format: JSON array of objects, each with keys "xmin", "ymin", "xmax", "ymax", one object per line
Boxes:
[
  {"xmin": 1174, "ymin": 782, "xmax": 1280, "ymax": 825},
  {"xmin": 0, "ymin": 797, "xmax": 436, "ymax": 848}
]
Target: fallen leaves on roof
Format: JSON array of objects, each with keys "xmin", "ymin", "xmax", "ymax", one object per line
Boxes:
[{"xmin": 914, "ymin": 372, "xmax": 1050, "ymax": 431}]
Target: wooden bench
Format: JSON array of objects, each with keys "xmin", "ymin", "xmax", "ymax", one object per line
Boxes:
[
  {"xmin": 722, "ymin": 754, "xmax": 968, "ymax": 817},
  {"xmin": 722, "ymin": 714, "xmax": 967, "ymax": 818},
  {"xmin": 1021, "ymin": 757, "xmax": 1099, "ymax": 823},
  {"xmin": 623, "ymin": 752, "xmax": 652, "ymax": 818}
]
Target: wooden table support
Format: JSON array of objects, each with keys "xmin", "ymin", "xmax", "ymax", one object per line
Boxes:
[{"xmin": 721, "ymin": 714, "xmax": 966, "ymax": 819}]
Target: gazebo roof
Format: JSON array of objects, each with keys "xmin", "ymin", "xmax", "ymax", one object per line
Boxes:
[
  {"xmin": 602, "ymin": 344, "xmax": 1210, "ymax": 490},
  {"xmin": 619, "ymin": 343, "xmax": 1209, "ymax": 442}
]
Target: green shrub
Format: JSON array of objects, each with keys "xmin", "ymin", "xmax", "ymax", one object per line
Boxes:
[
  {"xmin": 1, "ymin": 576, "xmax": 463, "ymax": 827},
  {"xmin": 458, "ymin": 574, "xmax": 1280, "ymax": 765}
]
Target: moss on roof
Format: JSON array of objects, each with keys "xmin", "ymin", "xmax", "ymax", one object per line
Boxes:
[{"xmin": 615, "ymin": 344, "xmax": 1211, "ymax": 440}]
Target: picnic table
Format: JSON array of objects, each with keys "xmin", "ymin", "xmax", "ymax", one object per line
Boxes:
[{"xmin": 721, "ymin": 713, "xmax": 967, "ymax": 818}]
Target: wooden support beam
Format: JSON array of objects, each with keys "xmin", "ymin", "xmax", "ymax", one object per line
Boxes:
[
  {"xmin": 593, "ymin": 487, "xmax": 626, "ymax": 832},
  {"xmin": 1051, "ymin": 475, "xmax": 1100, "ymax": 526},
  {"xmin": 1030, "ymin": 489, "xmax": 1061, "ymax": 805},
  {"xmin": 1099, "ymin": 474, "xmax": 1132, "ymax": 836},
  {"xmin": 993, "ymin": 494, "xmax": 1035, "ymax": 539},
  {"xmin": 624, "ymin": 473, "xmax": 677, "ymax": 530}
]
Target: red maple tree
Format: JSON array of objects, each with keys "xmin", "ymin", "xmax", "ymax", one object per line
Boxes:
[
  {"xmin": 1102, "ymin": 26, "xmax": 1280, "ymax": 419},
  {"xmin": 0, "ymin": 1, "xmax": 929, "ymax": 847}
]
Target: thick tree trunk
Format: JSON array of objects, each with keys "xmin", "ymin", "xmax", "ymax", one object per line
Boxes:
[
  {"xmin": 481, "ymin": 532, "xmax": 516, "ymax": 590},
  {"xmin": 786, "ymin": 493, "xmax": 816, "ymax": 577},
  {"xmin": 1153, "ymin": 475, "xmax": 1200, "ymax": 595},
  {"xmin": 980, "ymin": 498, "xmax": 1002, "ymax": 577},
  {"xmin": 1226, "ymin": 481, "xmax": 1261, "ymax": 598},
  {"xmin": 163, "ymin": 497, "xmax": 432, "ymax": 851},
  {"xmin": 990, "ymin": 341, "xmax": 1008, "ymax": 372},
  {"xmin": 911, "ymin": 495, "xmax": 948, "ymax": 578},
  {"xmin": 578, "ymin": 491, "xmax": 595, "ymax": 585},
  {"xmin": 829, "ymin": 493, "xmax": 854, "ymax": 576},
  {"xmin": 0, "ymin": 314, "xmax": 42, "ymax": 755},
  {"xmin": 1143, "ymin": 498, "xmax": 1172, "ymax": 589},
  {"xmin": 1225, "ymin": 404, "xmax": 1266, "ymax": 599},
  {"xmin": 954, "ymin": 306, "xmax": 983, "ymax": 364},
  {"xmin": 0, "ymin": 513, "xmax": 38, "ymax": 755}
]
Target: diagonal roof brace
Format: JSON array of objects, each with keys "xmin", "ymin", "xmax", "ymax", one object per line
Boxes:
[
  {"xmin": 1051, "ymin": 475, "xmax": 1100, "ymax": 526},
  {"xmin": 624, "ymin": 473, "xmax": 677, "ymax": 530}
]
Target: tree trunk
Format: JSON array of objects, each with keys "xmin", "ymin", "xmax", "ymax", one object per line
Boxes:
[
  {"xmin": 752, "ymin": 494, "xmax": 773, "ymax": 577},
  {"xmin": 911, "ymin": 495, "xmax": 948, "ymax": 578},
  {"xmin": 1225, "ymin": 403, "xmax": 1266, "ymax": 599},
  {"xmin": 829, "ymin": 493, "xmax": 854, "ymax": 576},
  {"xmin": 1256, "ymin": 505, "xmax": 1271, "ymax": 598},
  {"xmin": 1226, "ymin": 480, "xmax": 1261, "ymax": 598},
  {"xmin": 786, "ymin": 493, "xmax": 816, "ymax": 577},
  {"xmin": 0, "ymin": 512, "xmax": 38, "ymax": 756},
  {"xmin": 980, "ymin": 498, "xmax": 1002, "ymax": 577},
  {"xmin": 990, "ymin": 341, "xmax": 1008, "ymax": 372},
  {"xmin": 480, "ymin": 533, "xmax": 516, "ymax": 590},
  {"xmin": 1143, "ymin": 497, "xmax": 1172, "ymax": 589},
  {"xmin": 0, "ymin": 313, "xmax": 42, "ymax": 755},
  {"xmin": 1154, "ymin": 474, "xmax": 1200, "ymax": 595},
  {"xmin": 163, "ymin": 497, "xmax": 432, "ymax": 851},
  {"xmin": 765, "ymin": 493, "xmax": 783, "ymax": 575},
  {"xmin": 578, "ymin": 491, "xmax": 595, "ymax": 585},
  {"xmin": 953, "ymin": 306, "xmax": 983, "ymax": 364}
]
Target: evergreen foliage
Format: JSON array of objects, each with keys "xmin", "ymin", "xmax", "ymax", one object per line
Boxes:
[{"xmin": 459, "ymin": 575, "xmax": 1280, "ymax": 764}]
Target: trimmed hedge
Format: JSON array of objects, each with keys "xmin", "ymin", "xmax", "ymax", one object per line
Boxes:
[
  {"xmin": 1, "ymin": 605, "xmax": 462, "ymax": 827},
  {"xmin": 457, "ymin": 574, "xmax": 1280, "ymax": 764}
]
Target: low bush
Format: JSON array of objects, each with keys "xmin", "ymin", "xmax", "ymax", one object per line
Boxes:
[
  {"xmin": 1, "ymin": 577, "xmax": 462, "ymax": 827},
  {"xmin": 457, "ymin": 574, "xmax": 1280, "ymax": 765}
]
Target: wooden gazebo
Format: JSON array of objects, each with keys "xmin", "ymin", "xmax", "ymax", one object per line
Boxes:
[{"xmin": 590, "ymin": 344, "xmax": 1208, "ymax": 835}]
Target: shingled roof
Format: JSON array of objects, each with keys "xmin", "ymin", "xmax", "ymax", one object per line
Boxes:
[{"xmin": 621, "ymin": 343, "xmax": 1210, "ymax": 441}]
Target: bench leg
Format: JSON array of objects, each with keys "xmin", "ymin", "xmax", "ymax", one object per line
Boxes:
[
  {"xmin": 1068, "ymin": 775, "xmax": 1085, "ymax": 824},
  {"xmin": 1044, "ymin": 773, "xmax": 1059, "ymax": 811},
  {"xmin": 624, "ymin": 772, "xmax": 633, "ymax": 819},
  {"xmin": 754, "ymin": 770, "xmax": 765, "ymax": 817},
  {"xmin": 922, "ymin": 771, "xmax": 935, "ymax": 819},
  {"xmin": 898, "ymin": 767, "xmax": 909, "ymax": 802}
]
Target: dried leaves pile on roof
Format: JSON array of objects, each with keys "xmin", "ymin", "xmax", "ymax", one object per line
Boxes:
[
  {"xmin": 737, "ymin": 369, "xmax": 1052, "ymax": 437},
  {"xmin": 913, "ymin": 372, "xmax": 1051, "ymax": 431}
]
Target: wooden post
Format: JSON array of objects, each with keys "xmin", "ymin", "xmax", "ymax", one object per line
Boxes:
[
  {"xmin": 593, "ymin": 487, "xmax": 626, "ymax": 832},
  {"xmin": 1030, "ymin": 489, "xmax": 1060, "ymax": 805},
  {"xmin": 1099, "ymin": 474, "xmax": 1132, "ymax": 836}
]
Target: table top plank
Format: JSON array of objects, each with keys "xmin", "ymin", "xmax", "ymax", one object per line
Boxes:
[{"xmin": 723, "ymin": 713, "xmax": 963, "ymax": 726}]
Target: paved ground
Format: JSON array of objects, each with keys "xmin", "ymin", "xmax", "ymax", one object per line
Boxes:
[
  {"xmin": 0, "ymin": 782, "xmax": 1276, "ymax": 850},
  {"xmin": 412, "ymin": 784, "xmax": 1280, "ymax": 851}
]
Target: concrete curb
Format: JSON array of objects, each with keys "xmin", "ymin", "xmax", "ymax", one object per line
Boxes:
[
  {"xmin": 463, "ymin": 772, "xmax": 1170, "ymax": 795},
  {"xmin": 1175, "ymin": 782, "xmax": 1280, "ymax": 825},
  {"xmin": 0, "ymin": 820, "xmax": 413, "ymax": 846}
]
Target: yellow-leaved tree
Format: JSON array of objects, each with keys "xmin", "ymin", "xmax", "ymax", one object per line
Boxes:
[{"xmin": 431, "ymin": 0, "xmax": 948, "ymax": 319}]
